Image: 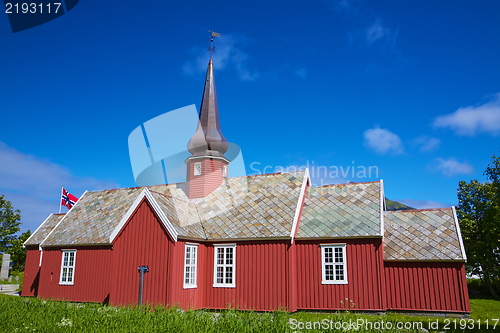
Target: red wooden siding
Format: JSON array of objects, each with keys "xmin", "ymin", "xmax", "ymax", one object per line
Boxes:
[
  {"xmin": 384, "ymin": 261, "xmax": 471, "ymax": 312},
  {"xmin": 186, "ymin": 158, "xmax": 228, "ymax": 198},
  {"xmin": 109, "ymin": 199, "xmax": 174, "ymax": 307},
  {"xmin": 166, "ymin": 241, "xmax": 208, "ymax": 310},
  {"xmin": 37, "ymin": 246, "xmax": 112, "ymax": 303},
  {"xmin": 287, "ymin": 242, "xmax": 298, "ymax": 312},
  {"xmin": 295, "ymin": 238, "xmax": 385, "ymax": 311},
  {"xmin": 21, "ymin": 247, "xmax": 41, "ymax": 297},
  {"xmin": 200, "ymin": 240, "xmax": 289, "ymax": 311}
]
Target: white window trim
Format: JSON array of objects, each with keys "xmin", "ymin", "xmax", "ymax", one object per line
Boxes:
[
  {"xmin": 59, "ymin": 250, "xmax": 76, "ymax": 285},
  {"xmin": 213, "ymin": 244, "xmax": 236, "ymax": 288},
  {"xmin": 183, "ymin": 243, "xmax": 198, "ymax": 289},
  {"xmin": 320, "ymin": 244, "xmax": 348, "ymax": 285},
  {"xmin": 194, "ymin": 162, "xmax": 202, "ymax": 176},
  {"xmin": 222, "ymin": 165, "xmax": 228, "ymax": 178}
]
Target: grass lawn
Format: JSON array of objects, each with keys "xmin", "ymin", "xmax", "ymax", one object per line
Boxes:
[{"xmin": 0, "ymin": 294, "xmax": 499, "ymax": 332}]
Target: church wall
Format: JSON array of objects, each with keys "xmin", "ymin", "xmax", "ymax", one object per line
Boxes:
[
  {"xmin": 166, "ymin": 240, "xmax": 208, "ymax": 310},
  {"xmin": 201, "ymin": 240, "xmax": 289, "ymax": 311},
  {"xmin": 295, "ymin": 238, "xmax": 385, "ymax": 311},
  {"xmin": 384, "ymin": 261, "xmax": 470, "ymax": 313},
  {"xmin": 37, "ymin": 245, "xmax": 112, "ymax": 303},
  {"xmin": 21, "ymin": 246, "xmax": 41, "ymax": 297},
  {"xmin": 109, "ymin": 199, "xmax": 174, "ymax": 307}
]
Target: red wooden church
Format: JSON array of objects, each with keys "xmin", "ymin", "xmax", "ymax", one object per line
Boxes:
[{"xmin": 22, "ymin": 58, "xmax": 470, "ymax": 314}]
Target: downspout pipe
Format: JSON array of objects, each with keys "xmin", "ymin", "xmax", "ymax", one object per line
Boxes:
[{"xmin": 138, "ymin": 265, "xmax": 149, "ymax": 306}]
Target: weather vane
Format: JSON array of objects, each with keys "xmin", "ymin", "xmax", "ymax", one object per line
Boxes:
[{"xmin": 208, "ymin": 29, "xmax": 220, "ymax": 60}]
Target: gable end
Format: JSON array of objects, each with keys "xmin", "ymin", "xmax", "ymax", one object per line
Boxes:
[{"xmin": 109, "ymin": 188, "xmax": 179, "ymax": 243}]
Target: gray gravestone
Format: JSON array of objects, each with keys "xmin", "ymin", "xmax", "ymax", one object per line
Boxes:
[
  {"xmin": 0, "ymin": 254, "xmax": 11, "ymax": 281},
  {"xmin": 8, "ymin": 276, "xmax": 12, "ymax": 283}
]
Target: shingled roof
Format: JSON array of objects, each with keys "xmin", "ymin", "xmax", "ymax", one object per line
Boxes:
[
  {"xmin": 384, "ymin": 208, "xmax": 465, "ymax": 261},
  {"xmin": 296, "ymin": 181, "xmax": 382, "ymax": 238},
  {"xmin": 39, "ymin": 171, "xmax": 306, "ymax": 246},
  {"xmin": 24, "ymin": 213, "xmax": 65, "ymax": 246},
  {"xmin": 30, "ymin": 173, "xmax": 465, "ymax": 263}
]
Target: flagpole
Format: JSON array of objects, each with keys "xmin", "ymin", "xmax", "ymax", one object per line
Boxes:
[{"xmin": 59, "ymin": 187, "xmax": 63, "ymax": 214}]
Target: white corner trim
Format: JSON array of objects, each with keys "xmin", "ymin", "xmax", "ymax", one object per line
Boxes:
[
  {"xmin": 290, "ymin": 168, "xmax": 310, "ymax": 244},
  {"xmin": 24, "ymin": 213, "xmax": 53, "ymax": 248},
  {"xmin": 39, "ymin": 191, "xmax": 89, "ymax": 248},
  {"xmin": 109, "ymin": 188, "xmax": 178, "ymax": 243},
  {"xmin": 452, "ymin": 206, "xmax": 467, "ymax": 262},
  {"xmin": 380, "ymin": 179, "xmax": 385, "ymax": 238}
]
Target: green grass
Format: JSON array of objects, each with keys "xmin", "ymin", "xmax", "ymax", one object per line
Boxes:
[{"xmin": 1, "ymin": 294, "xmax": 499, "ymax": 332}]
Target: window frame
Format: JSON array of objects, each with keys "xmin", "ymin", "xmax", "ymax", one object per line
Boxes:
[
  {"xmin": 59, "ymin": 249, "xmax": 76, "ymax": 285},
  {"xmin": 183, "ymin": 243, "xmax": 198, "ymax": 289},
  {"xmin": 222, "ymin": 165, "xmax": 228, "ymax": 178},
  {"xmin": 213, "ymin": 244, "xmax": 236, "ymax": 288},
  {"xmin": 194, "ymin": 162, "xmax": 202, "ymax": 176},
  {"xmin": 320, "ymin": 244, "xmax": 347, "ymax": 285}
]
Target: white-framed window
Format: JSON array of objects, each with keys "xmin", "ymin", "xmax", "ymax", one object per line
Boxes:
[
  {"xmin": 59, "ymin": 250, "xmax": 76, "ymax": 285},
  {"xmin": 213, "ymin": 244, "xmax": 236, "ymax": 288},
  {"xmin": 184, "ymin": 243, "xmax": 198, "ymax": 289},
  {"xmin": 222, "ymin": 165, "xmax": 228, "ymax": 178},
  {"xmin": 194, "ymin": 162, "xmax": 202, "ymax": 176},
  {"xmin": 321, "ymin": 244, "xmax": 347, "ymax": 284}
]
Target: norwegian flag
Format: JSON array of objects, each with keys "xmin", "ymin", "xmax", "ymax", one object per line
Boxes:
[{"xmin": 61, "ymin": 188, "xmax": 78, "ymax": 209}]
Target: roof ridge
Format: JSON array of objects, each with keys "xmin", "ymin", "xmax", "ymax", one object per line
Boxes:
[
  {"xmin": 149, "ymin": 190, "xmax": 193, "ymax": 205},
  {"xmin": 310, "ymin": 180, "xmax": 381, "ymax": 189},
  {"xmin": 386, "ymin": 207, "xmax": 452, "ymax": 213},
  {"xmin": 75, "ymin": 171, "xmax": 307, "ymax": 193}
]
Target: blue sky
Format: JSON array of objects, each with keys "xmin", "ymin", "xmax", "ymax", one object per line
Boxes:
[{"xmin": 1, "ymin": 0, "xmax": 499, "ymax": 233}]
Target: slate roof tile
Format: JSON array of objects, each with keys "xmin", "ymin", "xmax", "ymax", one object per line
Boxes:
[
  {"xmin": 25, "ymin": 214, "xmax": 65, "ymax": 246},
  {"xmin": 384, "ymin": 208, "xmax": 463, "ymax": 260},
  {"xmin": 39, "ymin": 172, "xmax": 305, "ymax": 245},
  {"xmin": 296, "ymin": 181, "xmax": 382, "ymax": 238}
]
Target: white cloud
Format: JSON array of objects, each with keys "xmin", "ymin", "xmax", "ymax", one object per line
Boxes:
[
  {"xmin": 363, "ymin": 127, "xmax": 404, "ymax": 154},
  {"xmin": 349, "ymin": 18, "xmax": 398, "ymax": 49},
  {"xmin": 396, "ymin": 198, "xmax": 451, "ymax": 209},
  {"xmin": 433, "ymin": 93, "xmax": 500, "ymax": 136},
  {"xmin": 0, "ymin": 142, "xmax": 118, "ymax": 233},
  {"xmin": 414, "ymin": 136, "xmax": 441, "ymax": 152},
  {"xmin": 365, "ymin": 19, "xmax": 391, "ymax": 45},
  {"xmin": 183, "ymin": 34, "xmax": 259, "ymax": 82},
  {"xmin": 433, "ymin": 157, "xmax": 475, "ymax": 177}
]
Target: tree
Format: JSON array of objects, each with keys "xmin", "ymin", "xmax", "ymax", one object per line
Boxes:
[
  {"xmin": 457, "ymin": 155, "xmax": 500, "ymax": 297},
  {"xmin": 8, "ymin": 230, "xmax": 31, "ymax": 271},
  {"xmin": 0, "ymin": 195, "xmax": 21, "ymax": 254}
]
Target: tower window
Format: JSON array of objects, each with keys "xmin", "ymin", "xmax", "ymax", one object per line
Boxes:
[
  {"xmin": 194, "ymin": 163, "xmax": 202, "ymax": 176},
  {"xmin": 223, "ymin": 165, "xmax": 228, "ymax": 178}
]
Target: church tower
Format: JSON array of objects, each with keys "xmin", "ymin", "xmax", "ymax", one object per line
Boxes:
[{"xmin": 186, "ymin": 57, "xmax": 230, "ymax": 198}]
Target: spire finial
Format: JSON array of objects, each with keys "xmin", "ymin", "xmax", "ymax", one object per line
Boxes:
[{"xmin": 208, "ymin": 30, "xmax": 220, "ymax": 60}]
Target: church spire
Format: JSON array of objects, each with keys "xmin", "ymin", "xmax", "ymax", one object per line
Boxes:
[
  {"xmin": 185, "ymin": 32, "xmax": 230, "ymax": 199},
  {"xmin": 187, "ymin": 33, "xmax": 228, "ymax": 158}
]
